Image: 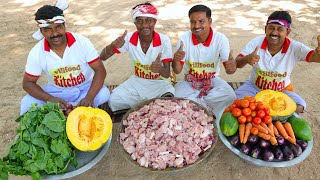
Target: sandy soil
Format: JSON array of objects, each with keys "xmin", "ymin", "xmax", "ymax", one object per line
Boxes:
[{"xmin": 1, "ymin": 0, "xmax": 320, "ymax": 179}]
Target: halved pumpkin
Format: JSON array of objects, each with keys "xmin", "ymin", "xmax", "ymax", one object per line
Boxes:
[
  {"xmin": 255, "ymin": 90, "xmax": 296, "ymax": 121},
  {"xmin": 66, "ymin": 107, "xmax": 112, "ymax": 151}
]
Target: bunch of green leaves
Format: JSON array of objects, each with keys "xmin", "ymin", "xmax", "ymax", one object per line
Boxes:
[{"xmin": 0, "ymin": 102, "xmax": 78, "ymax": 180}]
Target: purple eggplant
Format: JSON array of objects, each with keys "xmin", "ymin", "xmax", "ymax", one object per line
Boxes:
[
  {"xmin": 250, "ymin": 146, "xmax": 261, "ymax": 159},
  {"xmin": 248, "ymin": 135, "xmax": 259, "ymax": 145},
  {"xmin": 277, "ymin": 136, "xmax": 285, "ymax": 146},
  {"xmin": 263, "ymin": 150, "xmax": 274, "ymax": 161},
  {"xmin": 260, "ymin": 139, "xmax": 270, "ymax": 149},
  {"xmin": 229, "ymin": 135, "xmax": 240, "ymax": 147},
  {"xmin": 296, "ymin": 139, "xmax": 308, "ymax": 151},
  {"xmin": 272, "ymin": 147, "xmax": 284, "ymax": 161},
  {"xmin": 288, "ymin": 143, "xmax": 302, "ymax": 157},
  {"xmin": 240, "ymin": 144, "xmax": 250, "ymax": 155},
  {"xmin": 281, "ymin": 145, "xmax": 294, "ymax": 161}
]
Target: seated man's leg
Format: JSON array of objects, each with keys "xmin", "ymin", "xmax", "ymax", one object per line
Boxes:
[
  {"xmin": 204, "ymin": 77, "xmax": 237, "ymax": 120},
  {"xmin": 20, "ymin": 94, "xmax": 45, "ymax": 115},
  {"xmin": 283, "ymin": 90, "xmax": 306, "ymax": 114},
  {"xmin": 92, "ymin": 85, "xmax": 110, "ymax": 107},
  {"xmin": 235, "ymin": 80, "xmax": 260, "ymax": 98}
]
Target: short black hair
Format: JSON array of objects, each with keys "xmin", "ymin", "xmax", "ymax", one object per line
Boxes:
[
  {"xmin": 35, "ymin": 5, "xmax": 63, "ymax": 20},
  {"xmin": 267, "ymin": 11, "xmax": 292, "ymax": 24},
  {"xmin": 132, "ymin": 2, "xmax": 153, "ymax": 10},
  {"xmin": 188, "ymin": 4, "xmax": 211, "ymax": 18}
]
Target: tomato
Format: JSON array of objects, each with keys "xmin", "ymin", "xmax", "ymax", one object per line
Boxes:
[
  {"xmin": 240, "ymin": 99, "xmax": 250, "ymax": 108},
  {"xmin": 224, "ymin": 107, "xmax": 231, "ymax": 112},
  {"xmin": 263, "ymin": 115, "xmax": 272, "ymax": 124},
  {"xmin": 250, "ymin": 127, "xmax": 259, "ymax": 135},
  {"xmin": 249, "ymin": 102, "xmax": 256, "ymax": 111},
  {"xmin": 245, "ymin": 96, "xmax": 256, "ymax": 103},
  {"xmin": 257, "ymin": 109, "xmax": 266, "ymax": 118},
  {"xmin": 229, "ymin": 104, "xmax": 237, "ymax": 111},
  {"xmin": 242, "ymin": 108, "xmax": 251, "ymax": 117},
  {"xmin": 257, "ymin": 102, "xmax": 265, "ymax": 110},
  {"xmin": 232, "ymin": 108, "xmax": 242, "ymax": 117},
  {"xmin": 234, "ymin": 99, "xmax": 241, "ymax": 108},
  {"xmin": 238, "ymin": 115, "xmax": 247, "ymax": 124},
  {"xmin": 253, "ymin": 117, "xmax": 261, "ymax": 125},
  {"xmin": 264, "ymin": 108, "xmax": 270, "ymax": 116},
  {"xmin": 246, "ymin": 116, "xmax": 252, "ymax": 123},
  {"xmin": 251, "ymin": 111, "xmax": 257, "ymax": 117}
]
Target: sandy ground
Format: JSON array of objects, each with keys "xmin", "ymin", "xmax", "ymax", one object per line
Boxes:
[{"xmin": 1, "ymin": 0, "xmax": 320, "ymax": 179}]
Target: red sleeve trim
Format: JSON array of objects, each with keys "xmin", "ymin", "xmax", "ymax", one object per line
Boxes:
[
  {"xmin": 238, "ymin": 54, "xmax": 244, "ymax": 57},
  {"xmin": 162, "ymin": 58, "xmax": 172, "ymax": 63},
  {"xmin": 180, "ymin": 61, "xmax": 185, "ymax": 65},
  {"xmin": 88, "ymin": 57, "xmax": 100, "ymax": 64},
  {"xmin": 306, "ymin": 50, "xmax": 314, "ymax": 63},
  {"xmin": 113, "ymin": 47, "xmax": 121, "ymax": 54},
  {"xmin": 25, "ymin": 72, "xmax": 40, "ymax": 78}
]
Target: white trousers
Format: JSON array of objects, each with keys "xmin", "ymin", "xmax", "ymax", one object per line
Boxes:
[
  {"xmin": 20, "ymin": 82, "xmax": 110, "ymax": 115},
  {"xmin": 108, "ymin": 75, "xmax": 175, "ymax": 112},
  {"xmin": 175, "ymin": 76, "xmax": 236, "ymax": 120}
]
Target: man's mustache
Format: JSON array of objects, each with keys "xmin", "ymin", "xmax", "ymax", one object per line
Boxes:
[{"xmin": 50, "ymin": 35, "xmax": 62, "ymax": 39}]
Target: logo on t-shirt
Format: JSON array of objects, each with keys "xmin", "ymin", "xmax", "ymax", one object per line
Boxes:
[
  {"xmin": 255, "ymin": 68, "xmax": 287, "ymax": 91},
  {"xmin": 134, "ymin": 60, "xmax": 160, "ymax": 79},
  {"xmin": 50, "ymin": 65, "xmax": 85, "ymax": 87},
  {"xmin": 187, "ymin": 61, "xmax": 216, "ymax": 79}
]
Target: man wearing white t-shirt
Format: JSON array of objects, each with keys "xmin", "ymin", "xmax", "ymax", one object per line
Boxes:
[
  {"xmin": 20, "ymin": 2, "xmax": 110, "ymax": 114},
  {"xmin": 100, "ymin": 2, "xmax": 175, "ymax": 113},
  {"xmin": 235, "ymin": 11, "xmax": 320, "ymax": 114},
  {"xmin": 172, "ymin": 4, "xmax": 237, "ymax": 120}
]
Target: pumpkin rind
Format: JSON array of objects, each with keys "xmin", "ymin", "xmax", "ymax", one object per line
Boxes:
[
  {"xmin": 255, "ymin": 90, "xmax": 296, "ymax": 121},
  {"xmin": 66, "ymin": 107, "xmax": 112, "ymax": 151}
]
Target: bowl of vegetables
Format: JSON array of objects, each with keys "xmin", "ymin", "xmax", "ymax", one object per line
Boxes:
[{"xmin": 218, "ymin": 97, "xmax": 313, "ymax": 167}]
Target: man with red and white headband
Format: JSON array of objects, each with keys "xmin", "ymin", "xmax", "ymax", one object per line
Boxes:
[
  {"xmin": 172, "ymin": 4, "xmax": 237, "ymax": 120},
  {"xmin": 100, "ymin": 2, "xmax": 174, "ymax": 114},
  {"xmin": 235, "ymin": 11, "xmax": 320, "ymax": 114},
  {"xmin": 20, "ymin": 0, "xmax": 110, "ymax": 114}
]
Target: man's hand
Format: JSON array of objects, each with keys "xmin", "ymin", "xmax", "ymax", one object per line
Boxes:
[
  {"xmin": 225, "ymin": 50, "xmax": 237, "ymax": 74},
  {"xmin": 78, "ymin": 96, "xmax": 94, "ymax": 107},
  {"xmin": 47, "ymin": 96, "xmax": 68, "ymax": 110},
  {"xmin": 173, "ymin": 41, "xmax": 185, "ymax": 63},
  {"xmin": 150, "ymin": 53, "xmax": 162, "ymax": 73},
  {"xmin": 111, "ymin": 30, "xmax": 127, "ymax": 48},
  {"xmin": 247, "ymin": 46, "xmax": 260, "ymax": 65}
]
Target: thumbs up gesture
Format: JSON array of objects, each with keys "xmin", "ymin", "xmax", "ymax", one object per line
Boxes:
[
  {"xmin": 150, "ymin": 53, "xmax": 162, "ymax": 73},
  {"xmin": 247, "ymin": 46, "xmax": 260, "ymax": 65},
  {"xmin": 225, "ymin": 50, "xmax": 237, "ymax": 74},
  {"xmin": 173, "ymin": 41, "xmax": 185, "ymax": 63},
  {"xmin": 111, "ymin": 30, "xmax": 127, "ymax": 48},
  {"xmin": 316, "ymin": 35, "xmax": 320, "ymax": 56}
]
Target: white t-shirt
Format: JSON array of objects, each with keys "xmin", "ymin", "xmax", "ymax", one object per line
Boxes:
[
  {"xmin": 239, "ymin": 36, "xmax": 314, "ymax": 91},
  {"xmin": 176, "ymin": 28, "xmax": 230, "ymax": 79},
  {"xmin": 25, "ymin": 32, "xmax": 99, "ymax": 88},
  {"xmin": 114, "ymin": 31, "xmax": 173, "ymax": 80}
]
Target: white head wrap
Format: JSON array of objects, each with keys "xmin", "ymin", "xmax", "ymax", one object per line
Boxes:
[
  {"xmin": 130, "ymin": 4, "xmax": 158, "ymax": 22},
  {"xmin": 32, "ymin": 0, "xmax": 69, "ymax": 40}
]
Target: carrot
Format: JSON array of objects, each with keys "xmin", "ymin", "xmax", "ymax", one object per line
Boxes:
[
  {"xmin": 273, "ymin": 123, "xmax": 280, "ymax": 136},
  {"xmin": 284, "ymin": 122, "xmax": 296, "ymax": 141},
  {"xmin": 243, "ymin": 123, "xmax": 252, "ymax": 144},
  {"xmin": 253, "ymin": 124, "xmax": 268, "ymax": 134},
  {"xmin": 239, "ymin": 123, "xmax": 245, "ymax": 143},
  {"xmin": 257, "ymin": 132, "xmax": 271, "ymax": 140},
  {"xmin": 274, "ymin": 121, "xmax": 289, "ymax": 139},
  {"xmin": 269, "ymin": 136, "xmax": 277, "ymax": 145},
  {"xmin": 268, "ymin": 123, "xmax": 274, "ymax": 136},
  {"xmin": 286, "ymin": 136, "xmax": 296, "ymax": 145},
  {"xmin": 261, "ymin": 122, "xmax": 274, "ymax": 136}
]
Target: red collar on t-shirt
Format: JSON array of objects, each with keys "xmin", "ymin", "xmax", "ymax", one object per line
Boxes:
[
  {"xmin": 261, "ymin": 37, "xmax": 291, "ymax": 53},
  {"xmin": 129, "ymin": 31, "xmax": 162, "ymax": 47},
  {"xmin": 44, "ymin": 32, "xmax": 76, "ymax": 52},
  {"xmin": 192, "ymin": 28, "xmax": 214, "ymax": 47}
]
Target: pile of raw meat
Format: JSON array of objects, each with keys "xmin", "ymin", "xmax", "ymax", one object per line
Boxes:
[{"xmin": 119, "ymin": 98, "xmax": 215, "ymax": 170}]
